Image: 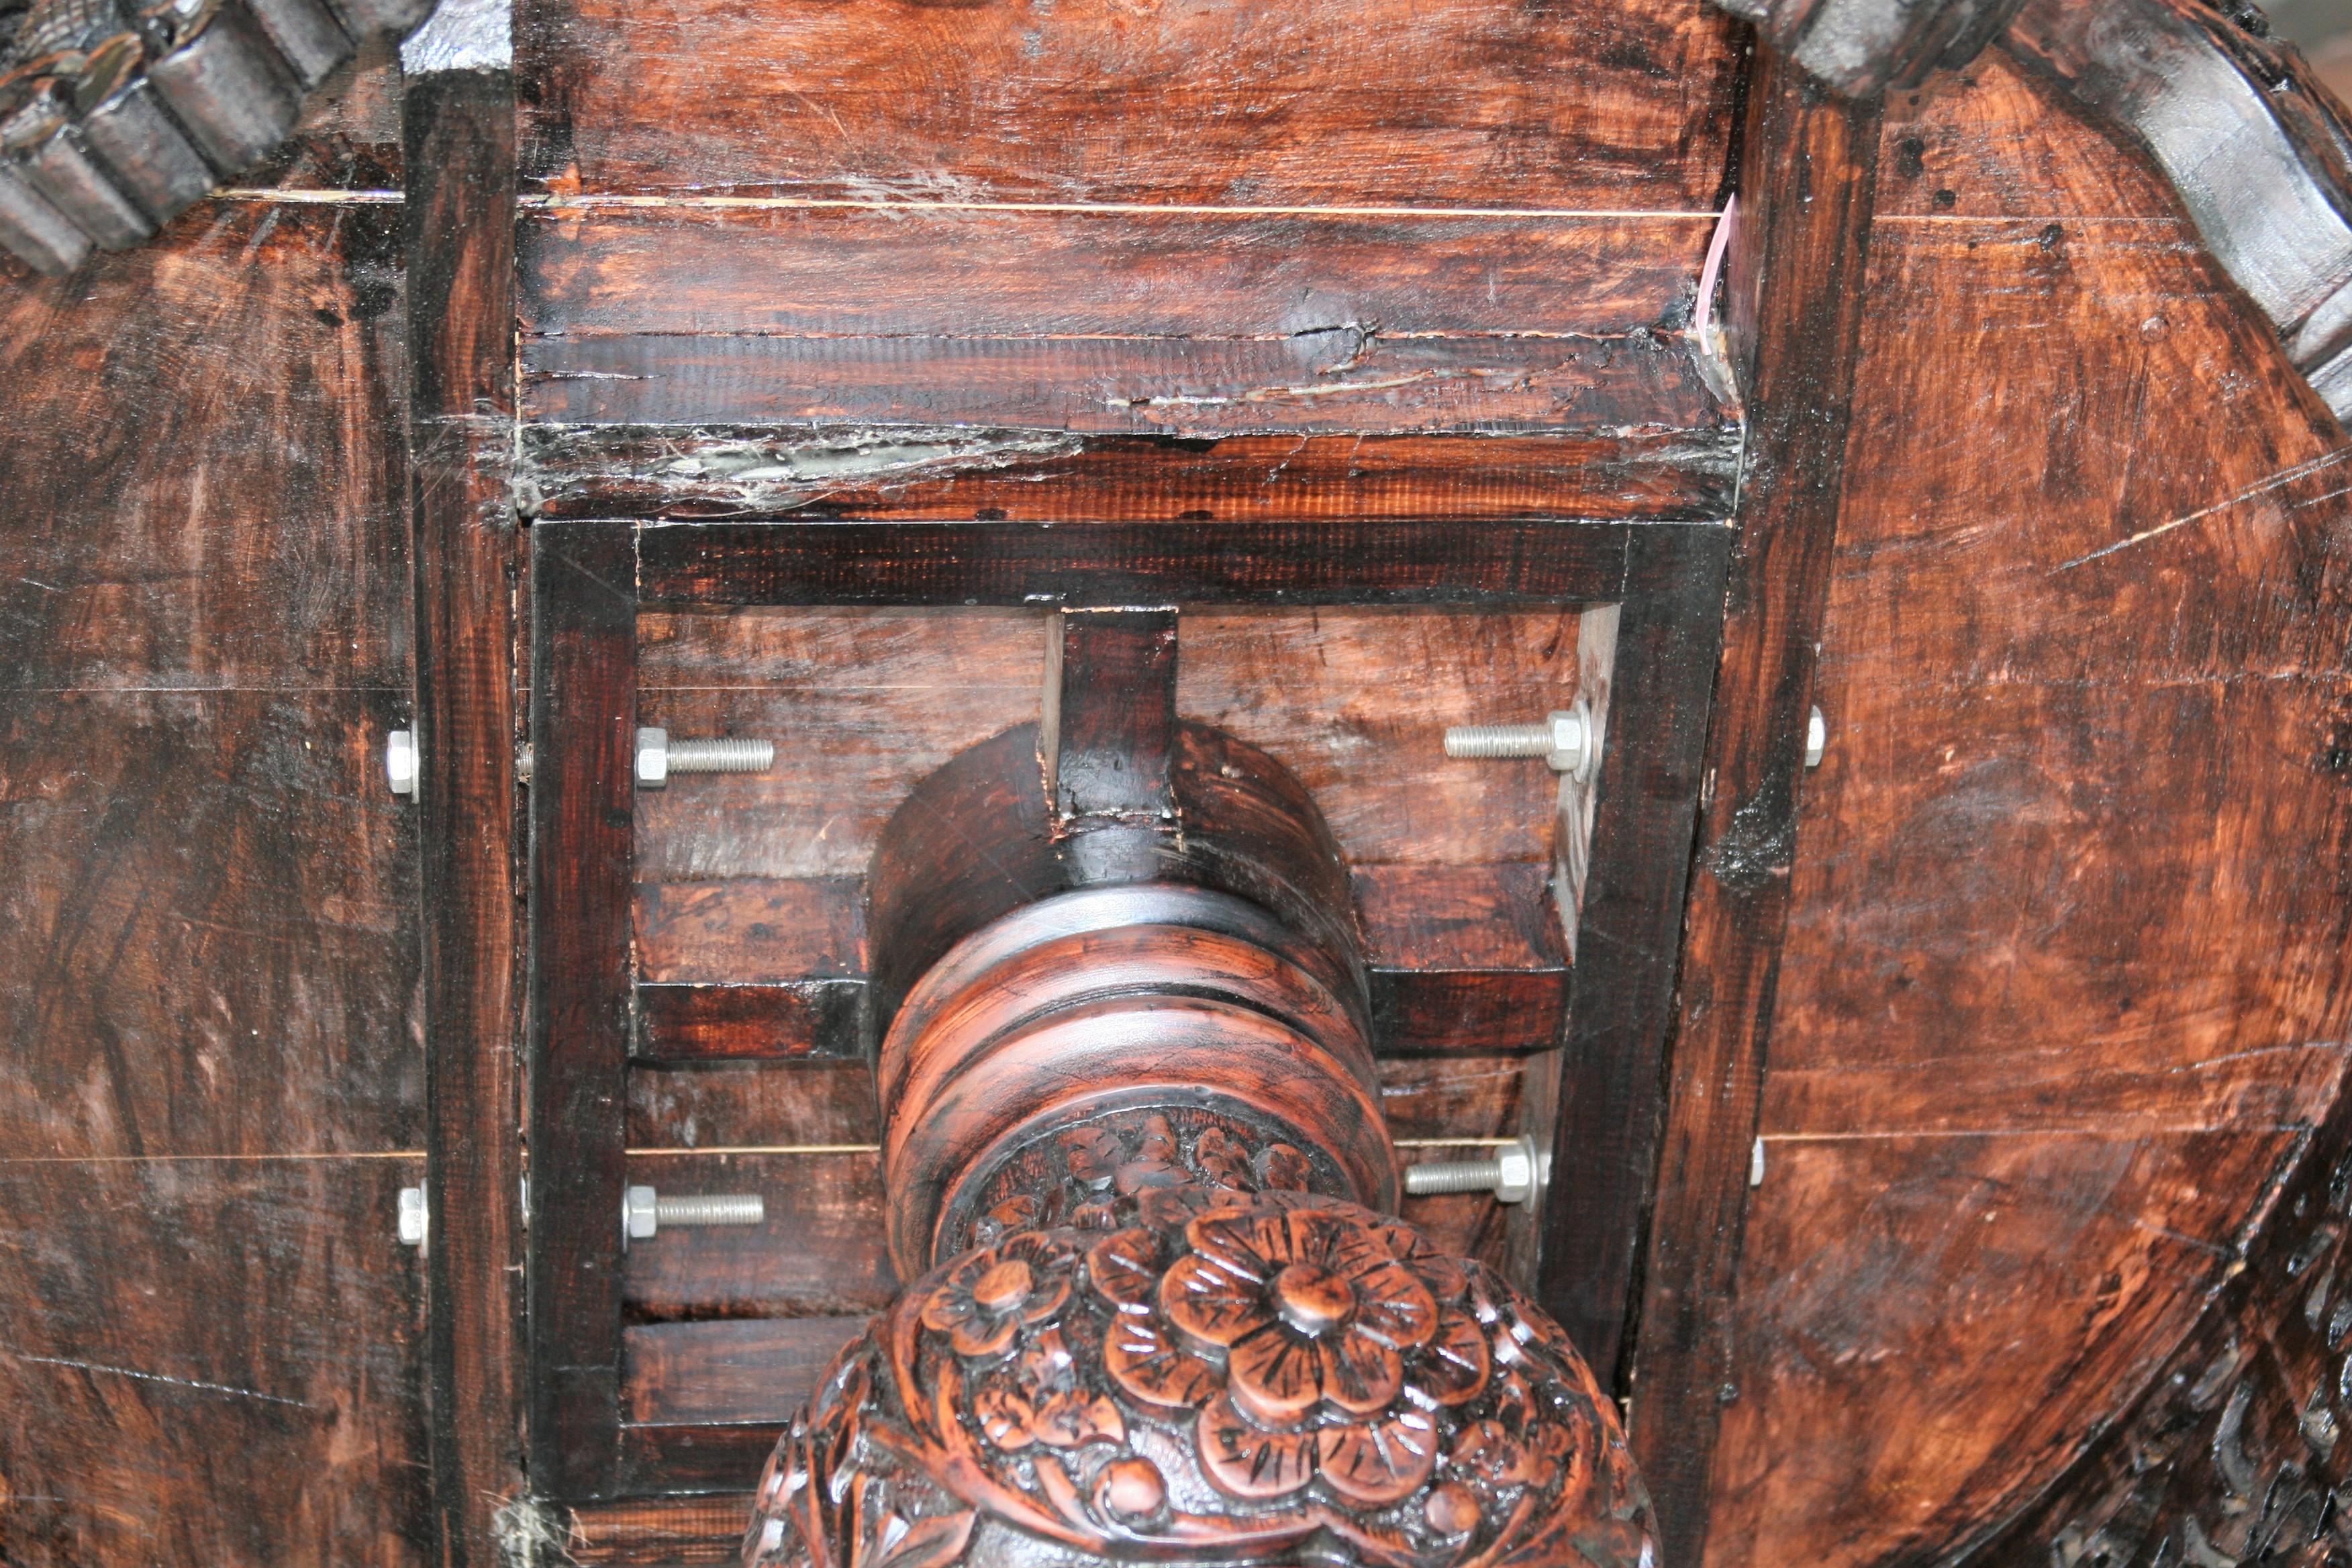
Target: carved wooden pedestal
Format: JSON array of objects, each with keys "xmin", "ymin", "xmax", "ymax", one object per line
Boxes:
[{"xmin": 741, "ymin": 724, "xmax": 1657, "ymax": 1568}]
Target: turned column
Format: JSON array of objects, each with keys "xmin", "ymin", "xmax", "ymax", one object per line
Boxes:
[{"xmin": 741, "ymin": 612, "xmax": 1655, "ymax": 1568}]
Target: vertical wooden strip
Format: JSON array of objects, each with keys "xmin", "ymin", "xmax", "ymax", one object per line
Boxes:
[
  {"xmin": 527, "ymin": 519, "xmax": 640, "ymax": 1500},
  {"xmin": 1048, "ymin": 607, "xmax": 1179, "ymax": 885},
  {"xmin": 1626, "ymin": 55, "xmax": 1885, "ymax": 1563},
  {"xmin": 405, "ymin": 61, "xmax": 524, "ymax": 1568},
  {"xmin": 1536, "ymin": 522, "xmax": 1732, "ymax": 1377}
]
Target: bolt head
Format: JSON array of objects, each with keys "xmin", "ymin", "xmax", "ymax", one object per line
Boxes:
[
  {"xmin": 634, "ymin": 727, "xmax": 669, "ymax": 788},
  {"xmin": 386, "ymin": 729, "xmax": 418, "ymax": 797},
  {"xmin": 1805, "ymin": 706, "xmax": 1827, "ymax": 769},
  {"xmin": 625, "ymin": 1184, "xmax": 659, "ymax": 1240},
  {"xmin": 397, "ymin": 1185, "xmax": 428, "ymax": 1247},
  {"xmin": 1544, "ymin": 701, "xmax": 1598, "ymax": 781},
  {"xmin": 1493, "ymin": 1137, "xmax": 1538, "ymax": 1204}
]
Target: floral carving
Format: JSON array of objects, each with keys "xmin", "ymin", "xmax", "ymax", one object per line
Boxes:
[
  {"xmin": 951, "ymin": 1108, "xmax": 1353, "ymax": 1257},
  {"xmin": 744, "ymin": 1193, "xmax": 1655, "ymax": 1568}
]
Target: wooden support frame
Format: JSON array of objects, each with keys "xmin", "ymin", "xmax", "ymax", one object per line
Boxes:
[
  {"xmin": 1623, "ymin": 53, "xmax": 1886, "ymax": 1564},
  {"xmin": 524, "ymin": 512, "xmax": 1730, "ymax": 1500},
  {"xmin": 405, "ymin": 55, "xmax": 526, "ymax": 1568}
]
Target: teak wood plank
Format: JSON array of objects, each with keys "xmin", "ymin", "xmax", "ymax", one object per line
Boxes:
[
  {"xmin": 527, "ymin": 521, "xmax": 642, "ymax": 1502},
  {"xmin": 562, "ymin": 1495, "xmax": 756, "ymax": 1566},
  {"xmin": 1534, "ymin": 524, "xmax": 1730, "ymax": 1371},
  {"xmin": 0, "ymin": 1159, "xmax": 431, "ymax": 1567},
  {"xmin": 405, "ymin": 59, "xmax": 526, "ymax": 1568},
  {"xmin": 636, "ymin": 608, "xmax": 1047, "ymax": 883},
  {"xmin": 0, "ymin": 202, "xmax": 407, "ymax": 694},
  {"xmin": 626, "ymin": 1061, "xmax": 881, "ymax": 1151},
  {"xmin": 633, "ymin": 520, "xmax": 1648, "ymax": 609},
  {"xmin": 522, "ymin": 326, "xmax": 1726, "ymax": 438},
  {"xmin": 622, "ymin": 1153, "xmax": 897, "ymax": 1322},
  {"xmin": 1179, "ymin": 606, "xmax": 1583, "ymax": 868},
  {"xmin": 1707, "ymin": 58, "xmax": 2352, "ymax": 1565},
  {"xmin": 524, "ymin": 430, "xmax": 1741, "ymax": 525},
  {"xmin": 0, "ymin": 691, "xmax": 419, "ymax": 1160},
  {"xmin": 1359, "ymin": 865, "xmax": 1571, "ymax": 1058},
  {"xmin": 621, "ymin": 1318, "xmax": 871, "ymax": 1428},
  {"xmin": 514, "ymin": 0, "xmax": 1743, "ymax": 209},
  {"xmin": 520, "ymin": 207, "xmax": 1715, "ymax": 341},
  {"xmin": 1625, "ymin": 58, "xmax": 1885, "ymax": 1566}
]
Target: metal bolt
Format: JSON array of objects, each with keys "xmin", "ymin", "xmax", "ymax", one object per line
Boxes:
[
  {"xmin": 622, "ymin": 1185, "xmax": 767, "ymax": 1247},
  {"xmin": 516, "ymin": 744, "xmax": 533, "ymax": 785},
  {"xmin": 397, "ymin": 1185, "xmax": 428, "ymax": 1248},
  {"xmin": 386, "ymin": 728, "xmax": 418, "ymax": 797},
  {"xmin": 1444, "ymin": 699, "xmax": 1598, "ymax": 782},
  {"xmin": 634, "ymin": 727, "xmax": 777, "ymax": 789},
  {"xmin": 1805, "ymin": 706, "xmax": 1827, "ymax": 769},
  {"xmin": 1403, "ymin": 1136, "xmax": 1539, "ymax": 1204}
]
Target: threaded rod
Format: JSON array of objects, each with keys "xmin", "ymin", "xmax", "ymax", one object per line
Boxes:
[
  {"xmin": 1443, "ymin": 724, "xmax": 1555, "ymax": 759},
  {"xmin": 1405, "ymin": 1159, "xmax": 1506, "ymax": 1195},
  {"xmin": 654, "ymin": 1193, "xmax": 766, "ymax": 1226},
  {"xmin": 667, "ymin": 738, "xmax": 776, "ymax": 774}
]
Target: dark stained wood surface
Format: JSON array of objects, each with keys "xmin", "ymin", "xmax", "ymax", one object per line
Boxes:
[
  {"xmin": 1627, "ymin": 58, "xmax": 1886, "ymax": 1566},
  {"xmin": 515, "ymin": 0, "xmax": 1742, "ymax": 208},
  {"xmin": 404, "ymin": 59, "xmax": 526, "ymax": 1568},
  {"xmin": 0, "ymin": 1158, "xmax": 431, "ymax": 1565},
  {"xmin": 635, "ymin": 519, "xmax": 1655, "ymax": 609},
  {"xmin": 1973, "ymin": 1101, "xmax": 2352, "ymax": 1565},
  {"xmin": 1180, "ymin": 608, "xmax": 1582, "ymax": 868},
  {"xmin": 1698, "ymin": 47, "xmax": 2352, "ymax": 1568},
  {"xmin": 525, "ymin": 521, "xmax": 642, "ymax": 1501},
  {"xmin": 0, "ymin": 184, "xmax": 424, "ymax": 1564}
]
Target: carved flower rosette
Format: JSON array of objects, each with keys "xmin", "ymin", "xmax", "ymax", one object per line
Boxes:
[{"xmin": 744, "ymin": 1187, "xmax": 1656, "ymax": 1568}]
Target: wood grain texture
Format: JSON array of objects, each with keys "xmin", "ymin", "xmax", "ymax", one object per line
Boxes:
[
  {"xmin": 1702, "ymin": 51, "xmax": 2352, "ymax": 1568},
  {"xmin": 1973, "ymin": 1104, "xmax": 2352, "ymax": 1566},
  {"xmin": 526, "ymin": 521, "xmax": 641, "ymax": 1502},
  {"xmin": 0, "ymin": 1158, "xmax": 431, "ymax": 1567},
  {"xmin": 634, "ymin": 519, "xmax": 1650, "ymax": 609},
  {"xmin": 522, "ymin": 320, "xmax": 1727, "ymax": 440},
  {"xmin": 1179, "ymin": 607, "xmax": 1581, "ymax": 868},
  {"xmin": 515, "ymin": 0, "xmax": 1741, "ymax": 208},
  {"xmin": 636, "ymin": 608, "xmax": 1045, "ymax": 883},
  {"xmin": 405, "ymin": 62, "xmax": 526, "ymax": 1568},
  {"xmin": 1628, "ymin": 58, "xmax": 1885, "ymax": 1567},
  {"xmin": 622, "ymin": 1318, "xmax": 871, "ymax": 1428},
  {"xmin": 562, "ymin": 1495, "xmax": 755, "ymax": 1566},
  {"xmin": 0, "ymin": 202, "xmax": 406, "ymax": 695},
  {"xmin": 524, "ymin": 429, "xmax": 1741, "ymax": 525}
]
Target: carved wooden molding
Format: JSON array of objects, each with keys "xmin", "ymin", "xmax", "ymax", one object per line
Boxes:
[{"xmin": 743, "ymin": 1191, "xmax": 1656, "ymax": 1568}]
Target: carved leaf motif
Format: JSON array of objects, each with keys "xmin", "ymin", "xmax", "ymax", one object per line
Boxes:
[
  {"xmin": 1104, "ymin": 1313, "xmax": 1220, "ymax": 1412},
  {"xmin": 1197, "ymin": 1393, "xmax": 1318, "ymax": 1500},
  {"xmin": 1063, "ymin": 1126, "xmax": 1124, "ymax": 1188},
  {"xmin": 1414, "ymin": 1308, "xmax": 1492, "ymax": 1406},
  {"xmin": 1450, "ymin": 1419, "xmax": 1540, "ymax": 1486},
  {"xmin": 1034, "ymin": 1389, "xmax": 1126, "ymax": 1449},
  {"xmin": 1191, "ymin": 1126, "xmax": 1256, "ymax": 1189},
  {"xmin": 869, "ymin": 1511, "xmax": 975, "ymax": 1568},
  {"xmin": 1116, "ymin": 1157, "xmax": 1187, "ymax": 1195},
  {"xmin": 973, "ymin": 1384, "xmax": 1036, "ymax": 1451},
  {"xmin": 1134, "ymin": 1114, "xmax": 1178, "ymax": 1165},
  {"xmin": 1254, "ymin": 1142, "xmax": 1314, "ymax": 1193},
  {"xmin": 1317, "ymin": 1409, "xmax": 1440, "ymax": 1506},
  {"xmin": 1162, "ymin": 1253, "xmax": 1275, "ymax": 1347},
  {"xmin": 1229, "ymin": 1322, "xmax": 1326, "ymax": 1423}
]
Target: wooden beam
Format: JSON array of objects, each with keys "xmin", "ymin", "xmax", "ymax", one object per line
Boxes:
[
  {"xmin": 525, "ymin": 520, "xmax": 641, "ymax": 1502},
  {"xmin": 1625, "ymin": 52, "xmax": 1885, "ymax": 1563},
  {"xmin": 405, "ymin": 53, "xmax": 525, "ymax": 1568}
]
